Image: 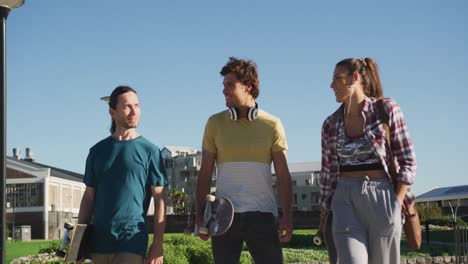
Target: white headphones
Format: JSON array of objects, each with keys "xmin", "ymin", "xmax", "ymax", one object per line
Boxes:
[{"xmin": 228, "ymin": 103, "xmax": 259, "ymax": 121}]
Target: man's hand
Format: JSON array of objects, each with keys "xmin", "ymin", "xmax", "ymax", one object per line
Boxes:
[
  {"xmin": 196, "ymin": 215, "xmax": 209, "ymax": 241},
  {"xmin": 195, "ymin": 150, "xmax": 216, "ymax": 241},
  {"xmin": 146, "ymin": 242, "xmax": 163, "ymax": 264},
  {"xmin": 278, "ymin": 216, "xmax": 293, "ymax": 243}
]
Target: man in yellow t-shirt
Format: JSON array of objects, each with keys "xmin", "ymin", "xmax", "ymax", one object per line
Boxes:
[{"xmin": 196, "ymin": 57, "xmax": 293, "ymax": 264}]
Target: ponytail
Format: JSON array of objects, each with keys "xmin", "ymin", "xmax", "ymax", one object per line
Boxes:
[{"xmin": 336, "ymin": 57, "xmax": 384, "ymax": 99}]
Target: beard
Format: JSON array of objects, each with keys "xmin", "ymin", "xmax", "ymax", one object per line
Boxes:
[{"xmin": 115, "ymin": 118, "xmax": 139, "ymax": 130}]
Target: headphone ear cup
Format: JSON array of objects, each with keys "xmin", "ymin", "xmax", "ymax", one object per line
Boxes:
[
  {"xmin": 248, "ymin": 107, "xmax": 258, "ymax": 121},
  {"xmin": 228, "ymin": 107, "xmax": 238, "ymax": 120}
]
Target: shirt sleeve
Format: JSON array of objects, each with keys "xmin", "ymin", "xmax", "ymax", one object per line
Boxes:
[
  {"xmin": 385, "ymin": 98, "xmax": 417, "ymax": 185},
  {"xmin": 83, "ymin": 149, "xmax": 95, "ymax": 187},
  {"xmin": 319, "ymin": 120, "xmax": 332, "ymax": 210},
  {"xmin": 148, "ymin": 147, "xmax": 168, "ymax": 186},
  {"xmin": 272, "ymin": 119, "xmax": 288, "ymax": 152},
  {"xmin": 202, "ymin": 117, "xmax": 217, "ymax": 154}
]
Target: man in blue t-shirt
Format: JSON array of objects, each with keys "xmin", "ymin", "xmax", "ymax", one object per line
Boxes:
[{"xmin": 77, "ymin": 86, "xmax": 168, "ymax": 264}]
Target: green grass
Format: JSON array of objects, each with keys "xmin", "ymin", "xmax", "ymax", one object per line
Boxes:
[
  {"xmin": 5, "ymin": 230, "xmax": 457, "ymax": 264},
  {"xmin": 6, "ymin": 240, "xmax": 60, "ymax": 263}
]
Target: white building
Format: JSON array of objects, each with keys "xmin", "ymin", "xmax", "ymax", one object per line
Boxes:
[
  {"xmin": 161, "ymin": 146, "xmax": 217, "ymax": 214},
  {"xmin": 416, "ymin": 185, "xmax": 468, "ymax": 208},
  {"xmin": 162, "ymin": 146, "xmax": 323, "ymax": 213},
  {"xmin": 273, "ymin": 162, "xmax": 322, "ymax": 211},
  {"xmin": 6, "ymin": 148, "xmax": 86, "ymax": 240}
]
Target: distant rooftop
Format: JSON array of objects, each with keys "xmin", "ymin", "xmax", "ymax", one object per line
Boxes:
[
  {"xmin": 416, "ymin": 185, "xmax": 468, "ymax": 202},
  {"xmin": 7, "ymin": 156, "xmax": 83, "ymax": 182},
  {"xmin": 162, "ymin": 146, "xmax": 198, "ymax": 157}
]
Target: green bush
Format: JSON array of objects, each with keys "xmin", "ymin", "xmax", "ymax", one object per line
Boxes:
[
  {"xmin": 282, "ymin": 233, "xmax": 320, "ymax": 249},
  {"xmin": 417, "ymin": 204, "xmax": 444, "ymax": 223},
  {"xmin": 164, "ymin": 244, "xmax": 189, "ymax": 264},
  {"xmin": 38, "ymin": 241, "xmax": 61, "ymax": 254},
  {"xmin": 163, "ymin": 235, "xmax": 213, "ymax": 264},
  {"xmin": 185, "ymin": 243, "xmax": 213, "ymax": 264},
  {"xmin": 426, "ymin": 216, "xmax": 466, "ymax": 227},
  {"xmin": 6, "ymin": 226, "xmax": 11, "ymax": 239},
  {"xmin": 240, "ymin": 251, "xmax": 254, "ymax": 264}
]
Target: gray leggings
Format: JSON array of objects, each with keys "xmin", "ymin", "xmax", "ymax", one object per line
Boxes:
[{"xmin": 331, "ymin": 176, "xmax": 402, "ymax": 264}]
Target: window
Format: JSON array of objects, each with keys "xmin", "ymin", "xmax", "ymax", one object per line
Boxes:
[
  {"xmin": 73, "ymin": 187, "xmax": 82, "ymax": 209},
  {"xmin": 292, "ymin": 180, "xmax": 297, "ymax": 186},
  {"xmin": 49, "ymin": 184, "xmax": 59, "ymax": 210},
  {"xmin": 62, "ymin": 185, "xmax": 72, "ymax": 210},
  {"xmin": 164, "ymin": 158, "xmax": 173, "ymax": 169},
  {"xmin": 6, "ymin": 183, "xmax": 44, "ymax": 207},
  {"xmin": 301, "ymin": 194, "xmax": 307, "ymax": 200},
  {"xmin": 310, "ymin": 193, "xmax": 319, "ymax": 204},
  {"xmin": 294, "ymin": 194, "xmax": 297, "ymax": 204}
]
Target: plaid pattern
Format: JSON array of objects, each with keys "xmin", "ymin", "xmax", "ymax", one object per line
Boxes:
[{"xmin": 320, "ymin": 97, "xmax": 417, "ymax": 210}]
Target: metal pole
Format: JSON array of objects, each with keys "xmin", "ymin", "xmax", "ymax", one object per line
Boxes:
[
  {"xmin": 11, "ymin": 190, "xmax": 14, "ymax": 241},
  {"xmin": 0, "ymin": 6, "xmax": 11, "ymax": 264}
]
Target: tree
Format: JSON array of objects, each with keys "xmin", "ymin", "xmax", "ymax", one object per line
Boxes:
[
  {"xmin": 169, "ymin": 189, "xmax": 190, "ymax": 214},
  {"xmin": 416, "ymin": 203, "xmax": 443, "ymax": 223}
]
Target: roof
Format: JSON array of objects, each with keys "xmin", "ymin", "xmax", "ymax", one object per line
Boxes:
[
  {"xmin": 416, "ymin": 185, "xmax": 468, "ymax": 202},
  {"xmin": 162, "ymin": 146, "xmax": 198, "ymax": 155},
  {"xmin": 7, "ymin": 156, "xmax": 84, "ymax": 182}
]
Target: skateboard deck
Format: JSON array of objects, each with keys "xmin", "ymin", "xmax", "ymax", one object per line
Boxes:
[
  {"xmin": 198, "ymin": 194, "xmax": 234, "ymax": 237},
  {"xmin": 65, "ymin": 224, "xmax": 91, "ymax": 262}
]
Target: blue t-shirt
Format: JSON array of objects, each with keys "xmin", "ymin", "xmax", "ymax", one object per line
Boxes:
[{"xmin": 83, "ymin": 136, "xmax": 168, "ymax": 256}]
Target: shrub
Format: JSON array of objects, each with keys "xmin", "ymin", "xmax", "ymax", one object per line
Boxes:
[
  {"xmin": 10, "ymin": 252, "xmax": 69, "ymax": 264},
  {"xmin": 5, "ymin": 226, "xmax": 11, "ymax": 239},
  {"xmin": 417, "ymin": 204, "xmax": 444, "ymax": 223},
  {"xmin": 185, "ymin": 243, "xmax": 213, "ymax": 264},
  {"xmin": 282, "ymin": 233, "xmax": 321, "ymax": 249},
  {"xmin": 38, "ymin": 241, "xmax": 62, "ymax": 254},
  {"xmin": 240, "ymin": 251, "xmax": 254, "ymax": 264},
  {"xmin": 164, "ymin": 244, "xmax": 189, "ymax": 264},
  {"xmin": 428, "ymin": 216, "xmax": 467, "ymax": 227}
]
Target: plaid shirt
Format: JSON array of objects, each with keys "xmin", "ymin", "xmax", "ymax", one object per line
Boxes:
[{"xmin": 320, "ymin": 97, "xmax": 417, "ymax": 210}]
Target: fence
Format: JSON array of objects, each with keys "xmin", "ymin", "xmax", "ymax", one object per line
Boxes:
[{"xmin": 454, "ymin": 225, "xmax": 468, "ymax": 264}]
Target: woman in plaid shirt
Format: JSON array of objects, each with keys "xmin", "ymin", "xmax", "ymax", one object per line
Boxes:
[{"xmin": 318, "ymin": 58, "xmax": 416, "ymax": 264}]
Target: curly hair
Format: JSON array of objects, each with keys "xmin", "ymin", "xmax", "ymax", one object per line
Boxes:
[{"xmin": 220, "ymin": 57, "xmax": 260, "ymax": 99}]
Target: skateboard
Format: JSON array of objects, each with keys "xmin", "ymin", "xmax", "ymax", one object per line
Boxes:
[
  {"xmin": 313, "ymin": 232, "xmax": 323, "ymax": 246},
  {"xmin": 64, "ymin": 224, "xmax": 92, "ymax": 262},
  {"xmin": 198, "ymin": 194, "xmax": 234, "ymax": 237},
  {"xmin": 184, "ymin": 203, "xmax": 197, "ymax": 235},
  {"xmin": 55, "ymin": 222, "xmax": 74, "ymax": 258}
]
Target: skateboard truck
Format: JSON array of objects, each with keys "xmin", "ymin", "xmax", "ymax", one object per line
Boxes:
[
  {"xmin": 199, "ymin": 194, "xmax": 217, "ymax": 235},
  {"xmin": 56, "ymin": 222, "xmax": 75, "ymax": 257}
]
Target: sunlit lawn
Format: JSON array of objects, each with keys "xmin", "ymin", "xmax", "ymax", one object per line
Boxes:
[
  {"xmin": 6, "ymin": 240, "xmax": 59, "ymax": 263},
  {"xmin": 5, "ymin": 229, "xmax": 457, "ymax": 263}
]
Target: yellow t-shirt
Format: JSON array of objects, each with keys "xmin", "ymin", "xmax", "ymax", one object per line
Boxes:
[{"xmin": 202, "ymin": 109, "xmax": 288, "ymax": 215}]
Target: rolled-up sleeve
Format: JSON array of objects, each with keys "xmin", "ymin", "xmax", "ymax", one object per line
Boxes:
[
  {"xmin": 386, "ymin": 99, "xmax": 417, "ymax": 185},
  {"xmin": 319, "ymin": 120, "xmax": 333, "ymax": 210}
]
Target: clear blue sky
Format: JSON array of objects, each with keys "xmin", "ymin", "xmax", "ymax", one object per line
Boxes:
[{"xmin": 5, "ymin": 0, "xmax": 467, "ymax": 196}]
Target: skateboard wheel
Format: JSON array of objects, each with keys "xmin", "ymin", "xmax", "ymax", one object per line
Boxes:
[
  {"xmin": 313, "ymin": 235, "xmax": 322, "ymax": 246},
  {"xmin": 199, "ymin": 227, "xmax": 209, "ymax": 235},
  {"xmin": 206, "ymin": 194, "xmax": 216, "ymax": 202}
]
